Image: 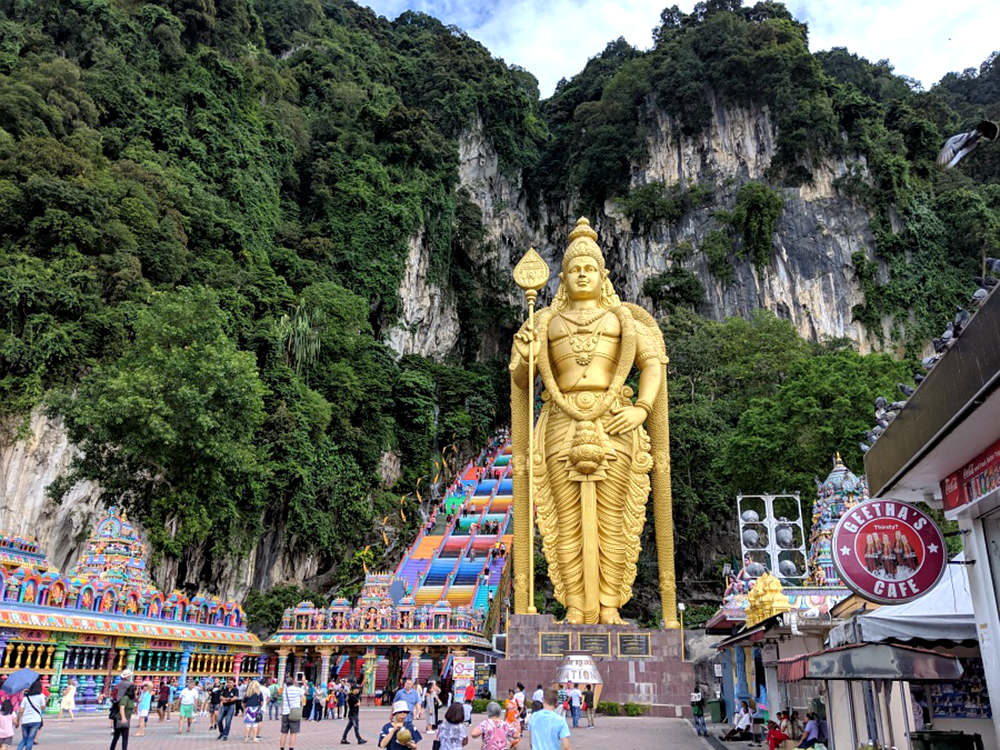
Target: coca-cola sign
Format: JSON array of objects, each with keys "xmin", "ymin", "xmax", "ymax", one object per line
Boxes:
[{"xmin": 832, "ymin": 500, "xmax": 946, "ymax": 604}]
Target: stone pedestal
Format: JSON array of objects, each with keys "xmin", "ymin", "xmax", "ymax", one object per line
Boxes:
[{"xmin": 498, "ymin": 614, "xmax": 694, "ymax": 718}]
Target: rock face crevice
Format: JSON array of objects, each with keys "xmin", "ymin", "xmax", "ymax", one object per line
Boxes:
[
  {"xmin": 457, "ymin": 100, "xmax": 882, "ymax": 352},
  {"xmin": 384, "ymin": 232, "xmax": 461, "ymax": 359}
]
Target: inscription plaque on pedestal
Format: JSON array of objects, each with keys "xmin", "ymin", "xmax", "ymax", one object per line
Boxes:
[
  {"xmin": 577, "ymin": 632, "xmax": 611, "ymax": 656},
  {"xmin": 539, "ymin": 632, "xmax": 571, "ymax": 656},
  {"xmin": 617, "ymin": 633, "xmax": 651, "ymax": 657}
]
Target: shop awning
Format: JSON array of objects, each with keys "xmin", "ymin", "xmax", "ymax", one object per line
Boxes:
[
  {"xmin": 828, "ymin": 554, "xmax": 975, "ymax": 646},
  {"xmin": 777, "ymin": 643, "xmax": 963, "ymax": 682}
]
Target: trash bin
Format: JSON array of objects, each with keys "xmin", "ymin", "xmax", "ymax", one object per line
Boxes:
[{"xmin": 708, "ymin": 698, "xmax": 725, "ymax": 723}]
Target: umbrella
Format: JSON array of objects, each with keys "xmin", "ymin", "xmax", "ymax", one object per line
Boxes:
[{"xmin": 1, "ymin": 668, "xmax": 40, "ymax": 694}]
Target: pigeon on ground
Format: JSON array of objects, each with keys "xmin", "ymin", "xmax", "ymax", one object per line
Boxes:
[
  {"xmin": 922, "ymin": 355, "xmax": 940, "ymax": 370},
  {"xmin": 876, "ymin": 418, "xmax": 890, "ymax": 430},
  {"xmin": 885, "ymin": 401, "xmax": 906, "ymax": 411},
  {"xmin": 937, "ymin": 120, "xmax": 999, "ymax": 168},
  {"xmin": 898, "ymin": 383, "xmax": 916, "ymax": 397},
  {"xmin": 874, "ymin": 396, "xmax": 887, "ymax": 411},
  {"xmin": 974, "ymin": 276, "xmax": 997, "ymax": 288},
  {"xmin": 987, "ymin": 257, "xmax": 1000, "ymax": 274},
  {"xmin": 859, "ymin": 442, "xmax": 871, "ymax": 453},
  {"xmin": 914, "ymin": 373, "xmax": 925, "ymax": 384},
  {"xmin": 973, "ymin": 288, "xmax": 989, "ymax": 305}
]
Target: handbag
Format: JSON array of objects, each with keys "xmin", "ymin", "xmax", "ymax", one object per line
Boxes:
[{"xmin": 285, "ymin": 688, "xmax": 302, "ymax": 722}]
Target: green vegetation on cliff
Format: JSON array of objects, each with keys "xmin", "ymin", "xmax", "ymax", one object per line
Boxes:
[{"xmin": 0, "ymin": 0, "xmax": 539, "ymax": 594}]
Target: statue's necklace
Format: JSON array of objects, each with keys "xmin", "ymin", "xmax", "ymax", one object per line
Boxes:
[{"xmin": 559, "ymin": 309, "xmax": 606, "ymax": 366}]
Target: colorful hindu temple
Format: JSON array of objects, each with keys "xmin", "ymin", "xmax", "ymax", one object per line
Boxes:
[
  {"xmin": 264, "ymin": 439, "xmax": 512, "ymax": 697},
  {"xmin": 706, "ymin": 455, "xmax": 857, "ymax": 717},
  {"xmin": 0, "ymin": 508, "xmax": 262, "ymax": 712}
]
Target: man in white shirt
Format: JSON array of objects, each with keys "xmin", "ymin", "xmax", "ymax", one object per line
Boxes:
[
  {"xmin": 178, "ymin": 678, "xmax": 200, "ymax": 734},
  {"xmin": 531, "ymin": 685, "xmax": 544, "ymax": 712},
  {"xmin": 568, "ymin": 683, "xmax": 582, "ymax": 729},
  {"xmin": 280, "ymin": 676, "xmax": 304, "ymax": 750}
]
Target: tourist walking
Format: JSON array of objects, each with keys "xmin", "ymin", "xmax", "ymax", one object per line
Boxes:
[
  {"xmin": 0, "ymin": 698, "xmax": 15, "ymax": 750},
  {"xmin": 58, "ymin": 677, "xmax": 76, "ymax": 720},
  {"xmin": 135, "ymin": 682, "xmax": 152, "ymax": 737},
  {"xmin": 378, "ymin": 700, "xmax": 422, "ymax": 750},
  {"xmin": 268, "ymin": 680, "xmax": 280, "ymax": 721},
  {"xmin": 340, "ymin": 683, "xmax": 365, "ymax": 745},
  {"xmin": 689, "ymin": 686, "xmax": 706, "ymax": 736},
  {"xmin": 218, "ymin": 676, "xmax": 239, "ymax": 740},
  {"xmin": 279, "ymin": 676, "xmax": 303, "ymax": 750},
  {"xmin": 156, "ymin": 679, "xmax": 170, "ymax": 722},
  {"xmin": 423, "ymin": 681, "xmax": 441, "ymax": 735},
  {"xmin": 177, "ymin": 678, "xmax": 199, "ymax": 733},
  {"xmin": 582, "ymin": 686, "xmax": 594, "ymax": 729},
  {"xmin": 526, "ymin": 687, "xmax": 570, "ymax": 750},
  {"xmin": 393, "ymin": 679, "xmax": 421, "ymax": 720},
  {"xmin": 530, "ymin": 686, "xmax": 543, "ymax": 713},
  {"xmin": 336, "ymin": 682, "xmax": 347, "ymax": 719},
  {"xmin": 567, "ymin": 684, "xmax": 581, "ymax": 729},
  {"xmin": 303, "ymin": 681, "xmax": 314, "ymax": 724},
  {"xmin": 436, "ymin": 703, "xmax": 468, "ymax": 750},
  {"xmin": 15, "ymin": 679, "xmax": 45, "ymax": 750},
  {"xmin": 554, "ymin": 685, "xmax": 567, "ymax": 719},
  {"xmin": 210, "ymin": 678, "xmax": 223, "ymax": 729},
  {"xmin": 312, "ymin": 680, "xmax": 326, "ymax": 722},
  {"xmin": 470, "ymin": 701, "xmax": 520, "ymax": 750},
  {"xmin": 243, "ymin": 680, "xmax": 263, "ymax": 743},
  {"xmin": 109, "ymin": 683, "xmax": 135, "ymax": 750}
]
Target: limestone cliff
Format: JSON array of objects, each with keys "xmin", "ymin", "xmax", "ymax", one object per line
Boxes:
[{"xmin": 458, "ymin": 96, "xmax": 884, "ymax": 353}]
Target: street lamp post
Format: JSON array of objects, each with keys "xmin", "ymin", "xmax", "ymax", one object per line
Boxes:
[{"xmin": 678, "ymin": 602, "xmax": 687, "ymax": 661}]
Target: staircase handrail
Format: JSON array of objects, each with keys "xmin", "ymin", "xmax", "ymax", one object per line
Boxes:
[{"xmin": 484, "ymin": 554, "xmax": 512, "ymax": 639}]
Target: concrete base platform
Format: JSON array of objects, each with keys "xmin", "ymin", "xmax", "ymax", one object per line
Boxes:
[{"xmin": 498, "ymin": 613, "xmax": 695, "ymax": 717}]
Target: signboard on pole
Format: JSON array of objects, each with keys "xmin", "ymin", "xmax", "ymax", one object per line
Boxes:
[
  {"xmin": 453, "ymin": 655, "xmax": 475, "ymax": 686},
  {"xmin": 832, "ymin": 499, "xmax": 946, "ymax": 605}
]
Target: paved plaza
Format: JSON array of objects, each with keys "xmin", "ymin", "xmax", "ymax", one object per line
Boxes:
[{"xmin": 22, "ymin": 709, "xmax": 709, "ymax": 750}]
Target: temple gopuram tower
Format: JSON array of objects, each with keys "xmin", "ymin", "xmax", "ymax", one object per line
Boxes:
[{"xmin": 807, "ymin": 454, "xmax": 868, "ymax": 586}]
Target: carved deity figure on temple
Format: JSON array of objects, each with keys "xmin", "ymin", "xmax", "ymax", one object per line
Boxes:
[{"xmin": 510, "ymin": 218, "xmax": 678, "ymax": 626}]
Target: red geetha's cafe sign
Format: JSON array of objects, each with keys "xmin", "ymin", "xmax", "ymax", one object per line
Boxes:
[
  {"xmin": 832, "ymin": 500, "xmax": 946, "ymax": 605},
  {"xmin": 940, "ymin": 435, "xmax": 1000, "ymax": 514}
]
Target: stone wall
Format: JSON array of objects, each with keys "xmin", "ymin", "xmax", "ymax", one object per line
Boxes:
[{"xmin": 499, "ymin": 614, "xmax": 694, "ymax": 718}]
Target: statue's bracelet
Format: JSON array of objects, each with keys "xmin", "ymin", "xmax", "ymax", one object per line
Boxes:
[{"xmin": 635, "ymin": 399, "xmax": 653, "ymax": 416}]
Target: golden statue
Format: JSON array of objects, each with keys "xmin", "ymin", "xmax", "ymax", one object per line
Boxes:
[{"xmin": 510, "ymin": 218, "xmax": 679, "ymax": 627}]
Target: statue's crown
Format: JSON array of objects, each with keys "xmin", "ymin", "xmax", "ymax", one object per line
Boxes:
[{"xmin": 562, "ymin": 217, "xmax": 604, "ymax": 270}]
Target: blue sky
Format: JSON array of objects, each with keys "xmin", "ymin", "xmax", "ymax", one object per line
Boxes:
[{"xmin": 360, "ymin": 0, "xmax": 999, "ymax": 97}]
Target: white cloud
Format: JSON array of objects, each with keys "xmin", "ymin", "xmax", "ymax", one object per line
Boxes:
[
  {"xmin": 360, "ymin": 0, "xmax": 999, "ymax": 97},
  {"xmin": 789, "ymin": 0, "xmax": 998, "ymax": 89}
]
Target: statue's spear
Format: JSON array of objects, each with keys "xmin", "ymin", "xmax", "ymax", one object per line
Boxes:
[{"xmin": 513, "ymin": 247, "xmax": 549, "ymax": 615}]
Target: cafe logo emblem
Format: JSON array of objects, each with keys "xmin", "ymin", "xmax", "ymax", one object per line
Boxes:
[{"xmin": 832, "ymin": 500, "xmax": 946, "ymax": 604}]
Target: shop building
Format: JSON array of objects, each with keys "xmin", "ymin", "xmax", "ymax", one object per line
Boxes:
[
  {"xmin": 0, "ymin": 508, "xmax": 261, "ymax": 711},
  {"xmin": 864, "ymin": 284, "xmax": 1000, "ymax": 744}
]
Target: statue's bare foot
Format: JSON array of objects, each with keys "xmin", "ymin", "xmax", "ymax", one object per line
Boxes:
[
  {"xmin": 563, "ymin": 607, "xmax": 585, "ymax": 624},
  {"xmin": 599, "ymin": 607, "xmax": 626, "ymax": 625}
]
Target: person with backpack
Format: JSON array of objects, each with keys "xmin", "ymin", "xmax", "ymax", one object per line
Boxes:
[
  {"xmin": 689, "ymin": 685, "xmax": 706, "ymax": 737},
  {"xmin": 109, "ymin": 683, "xmax": 135, "ymax": 750},
  {"xmin": 15, "ymin": 679, "xmax": 44, "ymax": 750},
  {"xmin": 268, "ymin": 680, "xmax": 281, "ymax": 721},
  {"xmin": 470, "ymin": 701, "xmax": 520, "ymax": 750}
]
